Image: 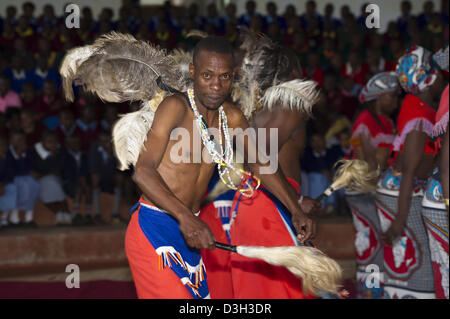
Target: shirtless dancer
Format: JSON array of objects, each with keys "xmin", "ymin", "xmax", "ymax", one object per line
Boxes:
[
  {"xmin": 229, "ymin": 32, "xmax": 321, "ymax": 299},
  {"xmin": 61, "ymin": 33, "xmax": 316, "ymax": 299}
]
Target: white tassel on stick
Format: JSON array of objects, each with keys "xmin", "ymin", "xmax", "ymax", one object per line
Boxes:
[
  {"xmin": 215, "ymin": 242, "xmax": 343, "ymax": 296},
  {"xmin": 317, "ymin": 159, "xmax": 380, "ymax": 201}
]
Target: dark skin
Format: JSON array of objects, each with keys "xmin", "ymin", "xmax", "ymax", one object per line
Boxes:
[
  {"xmin": 357, "ymin": 90, "xmax": 399, "ymax": 172},
  {"xmin": 383, "ymin": 74, "xmax": 445, "ymax": 245},
  {"xmin": 133, "ymin": 50, "xmax": 315, "ymax": 251},
  {"xmin": 251, "ymin": 68, "xmax": 320, "ymax": 218}
]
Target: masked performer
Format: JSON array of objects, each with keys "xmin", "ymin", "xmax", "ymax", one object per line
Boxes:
[
  {"xmin": 421, "ymin": 46, "xmax": 449, "ymax": 299},
  {"xmin": 347, "ymin": 72, "xmax": 400, "ymax": 299},
  {"xmin": 228, "ymin": 29, "xmax": 321, "ymax": 299},
  {"xmin": 60, "ymin": 32, "xmax": 315, "ymax": 299},
  {"xmin": 375, "ymin": 45, "xmax": 444, "ymax": 299}
]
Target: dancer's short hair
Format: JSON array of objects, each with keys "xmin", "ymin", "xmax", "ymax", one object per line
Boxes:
[{"xmin": 193, "ymin": 36, "xmax": 234, "ymax": 66}]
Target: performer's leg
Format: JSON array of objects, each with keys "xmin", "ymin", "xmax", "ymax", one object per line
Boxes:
[{"xmin": 125, "ymin": 210, "xmax": 192, "ymax": 299}]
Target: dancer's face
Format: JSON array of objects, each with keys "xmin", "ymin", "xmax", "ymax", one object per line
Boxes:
[{"xmin": 190, "ymin": 50, "xmax": 234, "ymax": 110}]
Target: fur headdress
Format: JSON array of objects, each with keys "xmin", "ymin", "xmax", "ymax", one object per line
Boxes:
[{"xmin": 233, "ymin": 27, "xmax": 320, "ymax": 120}]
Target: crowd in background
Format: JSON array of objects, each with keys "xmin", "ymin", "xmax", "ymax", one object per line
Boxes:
[{"xmin": 0, "ymin": 0, "xmax": 449, "ymax": 227}]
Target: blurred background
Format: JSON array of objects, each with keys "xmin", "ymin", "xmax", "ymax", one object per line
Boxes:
[{"xmin": 0, "ymin": 0, "xmax": 448, "ymax": 298}]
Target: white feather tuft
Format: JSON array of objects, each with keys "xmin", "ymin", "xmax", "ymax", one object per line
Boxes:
[
  {"xmin": 260, "ymin": 79, "xmax": 320, "ymax": 115},
  {"xmin": 112, "ymin": 91, "xmax": 167, "ymax": 170}
]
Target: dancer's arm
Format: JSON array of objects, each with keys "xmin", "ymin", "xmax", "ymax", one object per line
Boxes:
[
  {"xmin": 359, "ymin": 133, "xmax": 378, "ymax": 171},
  {"xmin": 133, "ymin": 96, "xmax": 215, "ymax": 250},
  {"xmin": 228, "ymin": 106, "xmax": 316, "ymax": 243},
  {"xmin": 383, "ymin": 130, "xmax": 427, "ymax": 245},
  {"xmin": 441, "ymin": 129, "xmax": 449, "ymax": 213}
]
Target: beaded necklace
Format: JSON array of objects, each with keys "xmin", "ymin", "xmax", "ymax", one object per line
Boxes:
[{"xmin": 187, "ymin": 88, "xmax": 259, "ymax": 197}]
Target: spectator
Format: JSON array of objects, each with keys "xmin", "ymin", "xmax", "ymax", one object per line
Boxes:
[
  {"xmin": 36, "ymin": 4, "xmax": 59, "ymax": 32},
  {"xmin": 30, "ymin": 131, "xmax": 70, "ymax": 225},
  {"xmin": 224, "ymin": 23, "xmax": 239, "ymax": 47},
  {"xmin": 282, "ymin": 5, "xmax": 297, "ymax": 23},
  {"xmin": 36, "ymin": 22, "xmax": 62, "ymax": 53},
  {"xmin": 0, "ymin": 21, "xmax": 17, "ymax": 55},
  {"xmin": 384, "ymin": 21, "xmax": 402, "ymax": 48},
  {"xmin": 264, "ymin": 2, "xmax": 287, "ymax": 30},
  {"xmin": 417, "ymin": 1, "xmax": 435, "ymax": 29},
  {"xmin": 305, "ymin": 13, "xmax": 322, "ymax": 50},
  {"xmin": 62, "ymin": 135, "xmax": 91, "ymax": 226},
  {"xmin": 0, "ymin": 75, "xmax": 21, "ymax": 113},
  {"xmin": 356, "ymin": 3, "xmax": 370, "ymax": 27},
  {"xmin": 284, "ymin": 17, "xmax": 303, "ymax": 48},
  {"xmin": 301, "ymin": 133, "xmax": 339, "ymax": 213},
  {"xmin": 7, "ymin": 130, "xmax": 40, "ymax": 227},
  {"xmin": 0, "ymin": 135, "xmax": 17, "ymax": 229},
  {"xmin": 55, "ymin": 108, "xmax": 82, "ymax": 146},
  {"xmin": 12, "ymin": 37, "xmax": 36, "ymax": 71},
  {"xmin": 300, "ymin": 0, "xmax": 323, "ymax": 31},
  {"xmin": 320, "ymin": 37, "xmax": 338, "ymax": 69},
  {"xmin": 267, "ymin": 22, "xmax": 282, "ymax": 44},
  {"xmin": 223, "ymin": 3, "xmax": 238, "ymax": 25},
  {"xmin": 3, "ymin": 55, "xmax": 33, "ymax": 93},
  {"xmin": 20, "ymin": 82, "xmax": 44, "ymax": 117},
  {"xmin": 15, "ymin": 15, "xmax": 35, "ymax": 49},
  {"xmin": 303, "ymin": 51, "xmax": 324, "ymax": 87},
  {"xmin": 397, "ymin": 1, "xmax": 414, "ymax": 33},
  {"xmin": 149, "ymin": 20, "xmax": 176, "ymax": 49},
  {"xmin": 238, "ymin": 1, "xmax": 262, "ymax": 27},
  {"xmin": 4, "ymin": 6, "xmax": 18, "ymax": 27},
  {"xmin": 40, "ymin": 79, "xmax": 65, "ymax": 129},
  {"xmin": 20, "ymin": 108, "xmax": 45, "ymax": 147},
  {"xmin": 249, "ymin": 15, "xmax": 264, "ymax": 34},
  {"xmin": 366, "ymin": 48, "xmax": 395, "ymax": 78},
  {"xmin": 339, "ymin": 76, "xmax": 362, "ymax": 120},
  {"xmin": 89, "ymin": 130, "xmax": 123, "ymax": 224},
  {"xmin": 204, "ymin": 3, "xmax": 225, "ymax": 35},
  {"xmin": 77, "ymin": 15, "xmax": 96, "ymax": 44},
  {"xmin": 94, "ymin": 7, "xmax": 115, "ymax": 35},
  {"xmin": 341, "ymin": 50, "xmax": 369, "ymax": 86},
  {"xmin": 76, "ymin": 104, "xmax": 99, "ymax": 152},
  {"xmin": 323, "ymin": 3, "xmax": 342, "ymax": 29},
  {"xmin": 27, "ymin": 54, "xmax": 60, "ymax": 91},
  {"xmin": 167, "ymin": 5, "xmax": 182, "ymax": 36},
  {"xmin": 22, "ymin": 2, "xmax": 37, "ymax": 31},
  {"xmin": 322, "ymin": 20, "xmax": 338, "ymax": 47},
  {"xmin": 4, "ymin": 108, "xmax": 21, "ymax": 134},
  {"xmin": 34, "ymin": 37, "xmax": 58, "ymax": 68},
  {"xmin": 185, "ymin": 3, "xmax": 204, "ymax": 30}
]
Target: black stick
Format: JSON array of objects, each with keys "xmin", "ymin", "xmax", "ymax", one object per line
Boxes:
[
  {"xmin": 314, "ymin": 187, "xmax": 334, "ymax": 202},
  {"xmin": 214, "ymin": 241, "xmax": 237, "ymax": 253},
  {"xmin": 214, "ymin": 189, "xmax": 335, "ymax": 253}
]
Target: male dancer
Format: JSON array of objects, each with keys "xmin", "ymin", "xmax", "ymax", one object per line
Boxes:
[
  {"xmin": 61, "ymin": 33, "xmax": 316, "ymax": 299},
  {"xmin": 229, "ymin": 32, "xmax": 321, "ymax": 299}
]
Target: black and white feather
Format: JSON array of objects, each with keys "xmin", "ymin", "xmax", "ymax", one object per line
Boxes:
[
  {"xmin": 60, "ymin": 31, "xmax": 177, "ymax": 103},
  {"xmin": 59, "ymin": 32, "xmax": 181, "ymax": 170},
  {"xmin": 233, "ymin": 27, "xmax": 320, "ymax": 119}
]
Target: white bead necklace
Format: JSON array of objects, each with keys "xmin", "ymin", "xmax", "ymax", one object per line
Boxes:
[{"xmin": 187, "ymin": 88, "xmax": 259, "ymax": 197}]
